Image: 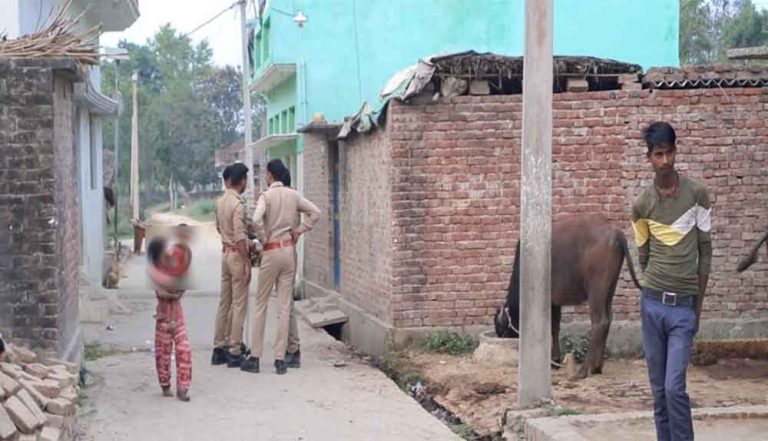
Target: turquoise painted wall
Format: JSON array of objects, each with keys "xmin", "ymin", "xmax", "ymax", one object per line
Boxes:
[{"xmin": 256, "ymin": 0, "xmax": 679, "ymax": 127}]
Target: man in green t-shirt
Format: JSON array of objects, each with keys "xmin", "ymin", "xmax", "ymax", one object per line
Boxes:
[{"xmin": 632, "ymin": 122, "xmax": 712, "ymax": 441}]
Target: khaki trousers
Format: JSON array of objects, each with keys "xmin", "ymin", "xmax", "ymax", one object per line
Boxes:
[
  {"xmin": 251, "ymin": 246, "xmax": 295, "ymax": 360},
  {"xmin": 287, "ymin": 294, "xmax": 300, "ymax": 354},
  {"xmin": 214, "ymin": 253, "xmax": 248, "ymax": 355},
  {"xmin": 287, "ymin": 249, "xmax": 300, "ymax": 354}
]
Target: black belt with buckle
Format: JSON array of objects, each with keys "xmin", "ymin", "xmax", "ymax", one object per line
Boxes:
[{"xmin": 643, "ymin": 288, "xmax": 696, "ymax": 307}]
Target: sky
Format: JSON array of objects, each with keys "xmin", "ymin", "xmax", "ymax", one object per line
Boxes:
[{"xmin": 101, "ymin": 0, "xmax": 247, "ymax": 67}]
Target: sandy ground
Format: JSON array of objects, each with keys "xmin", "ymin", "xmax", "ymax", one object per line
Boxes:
[
  {"xmin": 397, "ymin": 351, "xmax": 768, "ymax": 437},
  {"xmin": 77, "ymin": 215, "xmax": 460, "ymax": 441}
]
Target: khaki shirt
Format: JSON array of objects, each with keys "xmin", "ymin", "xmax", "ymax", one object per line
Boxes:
[
  {"xmin": 253, "ymin": 182, "xmax": 320, "ymax": 243},
  {"xmin": 215, "ymin": 189, "xmax": 247, "ymax": 247}
]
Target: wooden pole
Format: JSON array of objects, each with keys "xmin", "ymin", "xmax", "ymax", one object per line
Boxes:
[
  {"xmin": 518, "ymin": 0, "xmax": 554, "ymax": 407},
  {"xmin": 130, "ymin": 71, "xmax": 140, "ymax": 221}
]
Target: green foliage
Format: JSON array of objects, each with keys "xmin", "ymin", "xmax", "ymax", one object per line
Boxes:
[
  {"xmin": 553, "ymin": 407, "xmax": 581, "ymax": 417},
  {"xmin": 180, "ymin": 199, "xmax": 216, "ymax": 222},
  {"xmin": 450, "ymin": 423, "xmax": 477, "ymax": 440},
  {"xmin": 84, "ymin": 344, "xmax": 114, "ymax": 361},
  {"xmin": 560, "ymin": 334, "xmax": 591, "ymax": 364},
  {"xmin": 101, "ymin": 25, "xmax": 266, "ymax": 205},
  {"xmin": 418, "ymin": 332, "xmax": 478, "ymax": 356},
  {"xmin": 681, "ymin": 0, "xmax": 768, "ymax": 64}
]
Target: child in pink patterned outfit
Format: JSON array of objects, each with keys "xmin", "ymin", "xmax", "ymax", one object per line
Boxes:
[{"xmin": 155, "ymin": 288, "xmax": 192, "ymax": 401}]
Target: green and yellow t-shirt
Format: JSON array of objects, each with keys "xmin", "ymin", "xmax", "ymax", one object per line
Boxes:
[{"xmin": 631, "ymin": 175, "xmax": 712, "ymax": 296}]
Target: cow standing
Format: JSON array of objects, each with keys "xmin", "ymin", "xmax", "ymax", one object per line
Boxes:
[{"xmin": 494, "ymin": 215, "xmax": 641, "ymax": 379}]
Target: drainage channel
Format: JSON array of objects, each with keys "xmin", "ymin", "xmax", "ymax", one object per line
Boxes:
[
  {"xmin": 369, "ymin": 356, "xmax": 502, "ymax": 441},
  {"xmin": 318, "ymin": 324, "xmax": 501, "ymax": 440}
]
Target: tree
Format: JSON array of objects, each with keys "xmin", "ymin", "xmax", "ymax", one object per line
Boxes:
[
  {"xmin": 101, "ymin": 24, "xmax": 262, "ymax": 200},
  {"xmin": 680, "ymin": 0, "xmax": 768, "ymax": 64},
  {"xmin": 681, "ymin": 0, "xmax": 714, "ymax": 64}
]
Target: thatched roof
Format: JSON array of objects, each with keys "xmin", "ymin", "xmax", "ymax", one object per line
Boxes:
[{"xmin": 0, "ymin": 0, "xmax": 100, "ymax": 65}]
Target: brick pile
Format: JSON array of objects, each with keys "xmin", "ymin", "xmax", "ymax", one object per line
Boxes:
[{"xmin": 0, "ymin": 344, "xmax": 78, "ymax": 441}]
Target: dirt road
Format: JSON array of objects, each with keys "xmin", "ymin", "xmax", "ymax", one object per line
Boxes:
[{"xmin": 78, "ymin": 215, "xmax": 460, "ymax": 441}]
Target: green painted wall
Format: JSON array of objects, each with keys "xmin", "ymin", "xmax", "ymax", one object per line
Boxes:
[{"xmin": 255, "ymin": 0, "xmax": 679, "ymax": 132}]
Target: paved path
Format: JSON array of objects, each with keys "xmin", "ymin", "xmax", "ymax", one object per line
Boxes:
[{"xmin": 78, "ymin": 216, "xmax": 460, "ymax": 441}]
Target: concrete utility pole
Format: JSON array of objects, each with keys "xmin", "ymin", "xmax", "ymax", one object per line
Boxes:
[
  {"xmin": 130, "ymin": 71, "xmax": 140, "ymax": 221},
  {"xmin": 113, "ymin": 60, "xmax": 121, "ymax": 250},
  {"xmin": 518, "ymin": 0, "xmax": 554, "ymax": 406},
  {"xmin": 239, "ymin": 0, "xmax": 255, "ymax": 209}
]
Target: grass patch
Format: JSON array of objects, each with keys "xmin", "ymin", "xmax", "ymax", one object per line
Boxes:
[
  {"xmin": 553, "ymin": 407, "xmax": 582, "ymax": 417},
  {"xmin": 418, "ymin": 331, "xmax": 478, "ymax": 356},
  {"xmin": 178, "ymin": 198, "xmax": 216, "ymax": 222},
  {"xmin": 84, "ymin": 344, "xmax": 115, "ymax": 361},
  {"xmin": 450, "ymin": 423, "xmax": 478, "ymax": 440}
]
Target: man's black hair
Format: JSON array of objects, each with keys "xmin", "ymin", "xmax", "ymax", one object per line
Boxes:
[
  {"xmin": 267, "ymin": 159, "xmax": 290, "ymax": 186},
  {"xmin": 0, "ymin": 334, "xmax": 5, "ymax": 355},
  {"xmin": 222, "ymin": 165, "xmax": 232, "ymax": 183},
  {"xmin": 229, "ymin": 162, "xmax": 249, "ymax": 186},
  {"xmin": 643, "ymin": 122, "xmax": 676, "ymax": 153}
]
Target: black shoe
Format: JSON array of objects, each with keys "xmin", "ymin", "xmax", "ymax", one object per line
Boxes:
[
  {"xmin": 275, "ymin": 360, "xmax": 287, "ymax": 375},
  {"xmin": 240, "ymin": 357, "xmax": 260, "ymax": 373},
  {"xmin": 211, "ymin": 347, "xmax": 228, "ymax": 366},
  {"xmin": 285, "ymin": 350, "xmax": 301, "ymax": 368},
  {"xmin": 227, "ymin": 353, "xmax": 244, "ymax": 368}
]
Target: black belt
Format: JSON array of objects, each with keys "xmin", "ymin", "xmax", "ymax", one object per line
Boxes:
[{"xmin": 642, "ymin": 288, "xmax": 696, "ymax": 307}]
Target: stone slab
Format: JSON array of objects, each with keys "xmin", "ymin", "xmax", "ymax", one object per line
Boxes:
[
  {"xmin": 8, "ymin": 347, "xmax": 36, "ymax": 365},
  {"xmin": 22, "ymin": 365, "xmax": 47, "ymax": 381},
  {"xmin": 44, "ymin": 400, "xmax": 73, "ymax": 417},
  {"xmin": 0, "ymin": 373, "xmax": 20, "ymax": 396},
  {"xmin": 15, "ymin": 390, "xmax": 47, "ymax": 427},
  {"xmin": 0, "ymin": 405, "xmax": 18, "ymax": 440},
  {"xmin": 31, "ymin": 381, "xmax": 60, "ymax": 400},
  {"xmin": 0, "ymin": 364, "xmax": 22, "ymax": 380},
  {"xmin": 43, "ymin": 361, "xmax": 76, "ymax": 376},
  {"xmin": 39, "ymin": 426, "xmax": 60, "ymax": 441},
  {"xmin": 17, "ymin": 381, "xmax": 49, "ymax": 410},
  {"xmin": 42, "ymin": 414, "xmax": 62, "ymax": 430},
  {"xmin": 3, "ymin": 396, "xmax": 39, "ymax": 434}
]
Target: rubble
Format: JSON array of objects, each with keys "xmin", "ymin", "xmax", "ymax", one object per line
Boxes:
[{"xmin": 0, "ymin": 343, "xmax": 79, "ymax": 441}]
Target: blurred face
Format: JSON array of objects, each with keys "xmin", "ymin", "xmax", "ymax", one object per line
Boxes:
[
  {"xmin": 647, "ymin": 144, "xmax": 676, "ymax": 177},
  {"xmin": 266, "ymin": 171, "xmax": 275, "ymax": 186}
]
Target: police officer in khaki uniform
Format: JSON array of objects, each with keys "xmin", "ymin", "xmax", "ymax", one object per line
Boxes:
[
  {"xmin": 211, "ymin": 163, "xmax": 251, "ymax": 368},
  {"xmin": 241, "ymin": 159, "xmax": 319, "ymax": 375}
]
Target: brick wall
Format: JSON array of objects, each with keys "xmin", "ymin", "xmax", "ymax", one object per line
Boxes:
[
  {"xmin": 325, "ymin": 88, "xmax": 768, "ymax": 329},
  {"xmin": 338, "ymin": 126, "xmax": 395, "ymax": 323},
  {"xmin": 53, "ymin": 73, "xmax": 81, "ymax": 360},
  {"xmin": 0, "ymin": 59, "xmax": 81, "ymax": 357},
  {"xmin": 303, "ymin": 132, "xmax": 335, "ymax": 289}
]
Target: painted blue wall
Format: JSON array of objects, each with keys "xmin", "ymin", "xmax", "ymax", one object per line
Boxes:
[{"xmin": 255, "ymin": 0, "xmax": 679, "ymax": 126}]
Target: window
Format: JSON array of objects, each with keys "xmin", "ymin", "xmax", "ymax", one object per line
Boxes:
[{"xmin": 281, "ymin": 110, "xmax": 288, "ymax": 133}]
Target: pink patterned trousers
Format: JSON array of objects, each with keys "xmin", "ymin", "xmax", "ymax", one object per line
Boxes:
[{"xmin": 155, "ymin": 299, "xmax": 192, "ymax": 390}]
